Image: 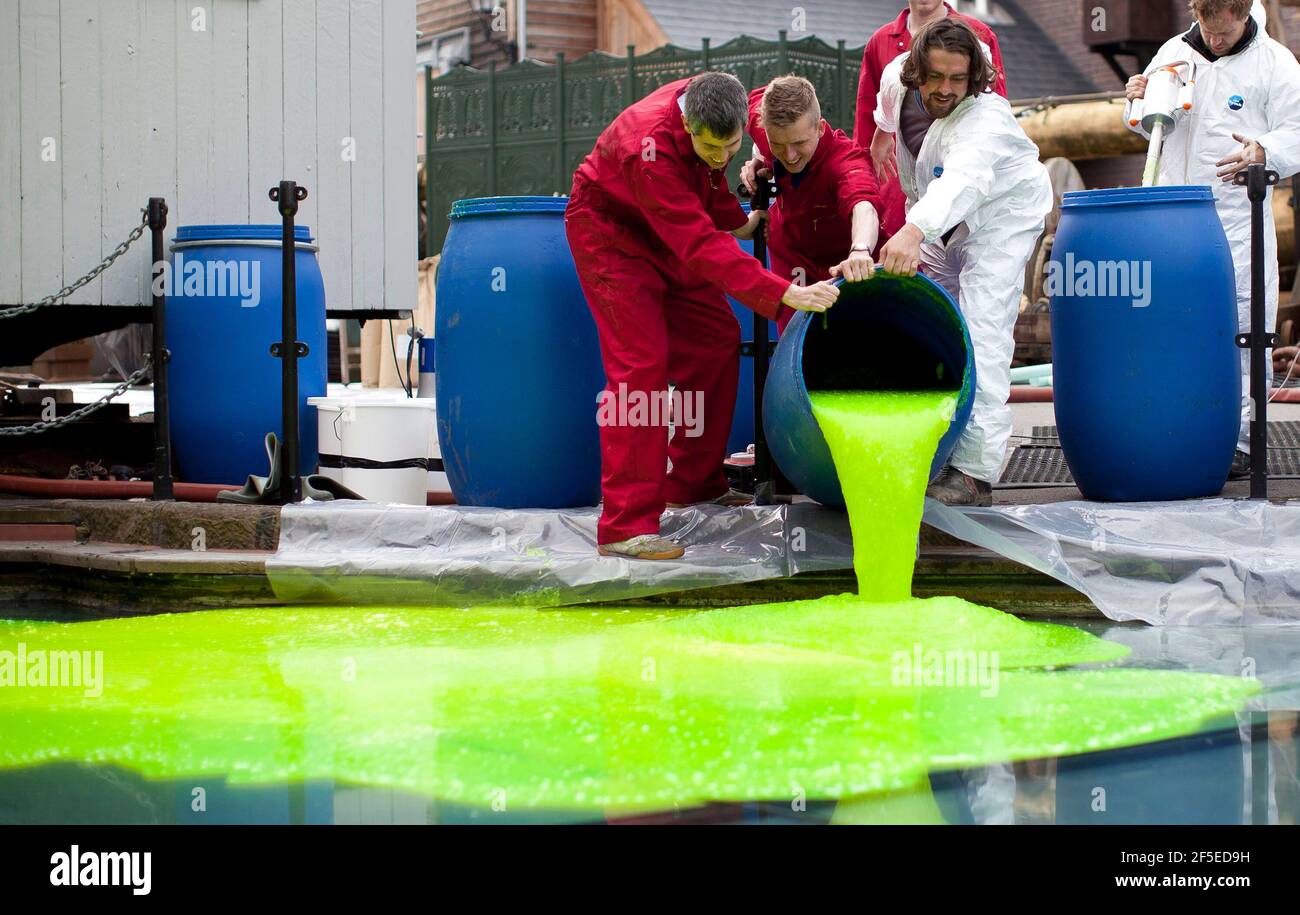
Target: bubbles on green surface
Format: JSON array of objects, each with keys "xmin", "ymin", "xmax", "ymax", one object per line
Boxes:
[{"xmin": 0, "ymin": 599, "xmax": 1256, "ymax": 815}]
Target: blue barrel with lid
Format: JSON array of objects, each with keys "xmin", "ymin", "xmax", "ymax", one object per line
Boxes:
[
  {"xmin": 1050, "ymin": 186, "xmax": 1239, "ymax": 501},
  {"xmin": 166, "ymin": 224, "xmax": 326, "ymax": 483},
  {"xmin": 436, "ymin": 197, "xmax": 604, "ymax": 507}
]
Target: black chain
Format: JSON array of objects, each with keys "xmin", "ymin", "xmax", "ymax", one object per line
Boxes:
[
  {"xmin": 0, "ymin": 209, "xmax": 150, "ymax": 320},
  {"xmin": 0, "ymin": 356, "xmax": 153, "ymax": 437}
]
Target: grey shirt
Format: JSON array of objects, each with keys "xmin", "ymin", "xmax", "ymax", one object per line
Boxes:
[{"xmin": 899, "ymin": 90, "xmax": 935, "ymax": 160}]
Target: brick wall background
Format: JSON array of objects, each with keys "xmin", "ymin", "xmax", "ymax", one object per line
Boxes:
[
  {"xmin": 1012, "ymin": 0, "xmax": 1130, "ymax": 89},
  {"xmin": 1014, "ymin": 0, "xmax": 1300, "ymax": 92}
]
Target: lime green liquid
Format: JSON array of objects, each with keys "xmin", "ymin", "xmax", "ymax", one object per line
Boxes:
[
  {"xmin": 0, "ymin": 388, "xmax": 1259, "ymax": 817},
  {"xmin": 0, "ymin": 604, "xmax": 1255, "ymax": 814},
  {"xmin": 810, "ymin": 390, "xmax": 957, "ymax": 600}
]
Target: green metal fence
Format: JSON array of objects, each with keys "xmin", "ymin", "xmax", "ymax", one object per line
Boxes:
[{"xmin": 423, "ymin": 32, "xmax": 867, "ymax": 255}]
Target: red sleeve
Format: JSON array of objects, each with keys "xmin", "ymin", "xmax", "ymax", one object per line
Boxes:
[
  {"xmin": 622, "ymin": 149, "xmax": 788, "ymax": 319},
  {"xmin": 967, "ymin": 19, "xmax": 1009, "ymax": 99},
  {"xmin": 853, "ymin": 40, "xmax": 882, "ymax": 147},
  {"xmin": 830, "ymin": 142, "xmax": 883, "ymax": 223},
  {"xmin": 746, "ymin": 87, "xmax": 773, "ymax": 163},
  {"xmin": 987, "ymin": 30, "xmax": 1008, "ymax": 99},
  {"xmin": 708, "ymin": 180, "xmax": 748, "ymax": 232}
]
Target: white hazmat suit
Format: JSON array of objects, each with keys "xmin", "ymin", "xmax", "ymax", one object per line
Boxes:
[
  {"xmin": 875, "ymin": 59, "xmax": 1053, "ymax": 483},
  {"xmin": 1125, "ymin": 2, "xmax": 1300, "ymax": 454}
]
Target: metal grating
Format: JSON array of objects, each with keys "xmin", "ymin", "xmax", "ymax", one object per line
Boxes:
[
  {"xmin": 999, "ymin": 423, "xmax": 1300, "ymax": 487},
  {"xmin": 999, "ymin": 446, "xmax": 1075, "ymax": 487},
  {"xmin": 1024, "ymin": 421, "xmax": 1300, "ymax": 448}
]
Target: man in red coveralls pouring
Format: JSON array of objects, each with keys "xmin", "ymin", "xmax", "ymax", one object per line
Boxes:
[
  {"xmin": 738, "ymin": 75, "xmax": 885, "ymax": 333},
  {"xmin": 856, "ymin": 0, "xmax": 1007, "ymax": 241},
  {"xmin": 567, "ymin": 72, "xmax": 840, "ymax": 561}
]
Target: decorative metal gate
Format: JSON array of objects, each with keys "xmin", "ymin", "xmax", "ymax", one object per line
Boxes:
[{"xmin": 423, "ymin": 32, "xmax": 867, "ymax": 254}]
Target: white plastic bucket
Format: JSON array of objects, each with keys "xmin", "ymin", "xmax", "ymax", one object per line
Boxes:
[
  {"xmin": 308, "ymin": 392, "xmax": 403, "ymax": 485},
  {"xmin": 335, "ymin": 400, "xmax": 437, "ymax": 505},
  {"xmin": 307, "ymin": 396, "xmax": 346, "ymax": 485}
]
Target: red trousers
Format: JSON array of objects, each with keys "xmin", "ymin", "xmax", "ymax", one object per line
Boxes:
[{"xmin": 566, "ymin": 207, "xmax": 740, "ymax": 545}]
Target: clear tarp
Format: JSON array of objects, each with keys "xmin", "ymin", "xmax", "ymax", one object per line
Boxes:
[
  {"xmin": 268, "ymin": 501, "xmax": 856, "ymax": 607},
  {"xmin": 923, "ymin": 498, "xmax": 1300, "ymax": 626},
  {"xmin": 1096, "ymin": 622, "xmax": 1300, "ymax": 710}
]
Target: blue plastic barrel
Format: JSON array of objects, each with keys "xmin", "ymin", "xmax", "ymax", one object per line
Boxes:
[
  {"xmin": 726, "ymin": 227, "xmax": 779, "ymax": 456},
  {"xmin": 1051, "ymin": 187, "xmax": 1239, "ymax": 501},
  {"xmin": 763, "ymin": 273, "xmax": 975, "ymax": 508},
  {"xmin": 166, "ymin": 224, "xmax": 325, "ymax": 483},
  {"xmin": 436, "ymin": 197, "xmax": 604, "ymax": 508}
]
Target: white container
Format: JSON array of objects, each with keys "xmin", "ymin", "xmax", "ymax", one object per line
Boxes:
[
  {"xmin": 308, "ymin": 396, "xmax": 347, "ymax": 486},
  {"xmin": 334, "ymin": 399, "xmax": 438, "ymax": 505},
  {"xmin": 309, "ymin": 391, "xmax": 405, "ymax": 485}
]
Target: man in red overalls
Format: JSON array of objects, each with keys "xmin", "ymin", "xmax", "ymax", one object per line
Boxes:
[
  {"xmin": 855, "ymin": 0, "xmax": 1008, "ymax": 241},
  {"xmin": 738, "ymin": 76, "xmax": 885, "ymax": 333},
  {"xmin": 567, "ymin": 72, "xmax": 840, "ymax": 561}
]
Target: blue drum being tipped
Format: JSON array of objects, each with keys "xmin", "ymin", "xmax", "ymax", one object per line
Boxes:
[{"xmin": 763, "ymin": 273, "xmax": 976, "ymax": 508}]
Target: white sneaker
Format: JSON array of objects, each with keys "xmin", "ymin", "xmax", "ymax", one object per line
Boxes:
[{"xmin": 597, "ymin": 534, "xmax": 685, "ymax": 561}]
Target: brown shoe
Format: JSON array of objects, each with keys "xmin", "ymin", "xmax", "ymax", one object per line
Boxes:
[
  {"xmin": 666, "ymin": 489, "xmax": 754, "ymax": 509},
  {"xmin": 925, "ymin": 466, "xmax": 993, "ymax": 507},
  {"xmin": 1228, "ymin": 449, "xmax": 1252, "ymax": 481},
  {"xmin": 597, "ymin": 534, "xmax": 685, "ymax": 561}
]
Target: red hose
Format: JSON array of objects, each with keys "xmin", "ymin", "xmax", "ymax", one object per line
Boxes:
[
  {"xmin": 1008, "ymin": 386, "xmax": 1054, "ymax": 403},
  {"xmin": 0, "ymin": 475, "xmax": 234, "ymax": 501}
]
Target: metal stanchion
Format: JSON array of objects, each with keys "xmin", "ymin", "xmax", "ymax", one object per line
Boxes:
[
  {"xmin": 750, "ymin": 176, "xmax": 777, "ymax": 505},
  {"xmin": 737, "ymin": 176, "xmax": 780, "ymax": 505},
  {"xmin": 148, "ymin": 197, "xmax": 175, "ymax": 502},
  {"xmin": 269, "ymin": 180, "xmax": 309, "ymax": 505},
  {"xmin": 1234, "ymin": 163, "xmax": 1280, "ymax": 500}
]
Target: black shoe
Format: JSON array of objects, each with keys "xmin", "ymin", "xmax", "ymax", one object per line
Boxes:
[
  {"xmin": 1228, "ymin": 449, "xmax": 1253, "ymax": 481},
  {"xmin": 925, "ymin": 466, "xmax": 993, "ymax": 507}
]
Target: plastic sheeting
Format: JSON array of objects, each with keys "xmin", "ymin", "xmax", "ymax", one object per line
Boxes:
[
  {"xmin": 923, "ymin": 497, "xmax": 1300, "ymax": 626},
  {"xmin": 1093, "ymin": 622, "xmax": 1300, "ymax": 710},
  {"xmin": 268, "ymin": 501, "xmax": 856, "ymax": 606}
]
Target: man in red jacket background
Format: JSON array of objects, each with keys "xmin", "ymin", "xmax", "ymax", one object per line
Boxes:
[
  {"xmin": 739, "ymin": 75, "xmax": 885, "ymax": 333},
  {"xmin": 855, "ymin": 0, "xmax": 1008, "ymax": 240},
  {"xmin": 567, "ymin": 72, "xmax": 840, "ymax": 561}
]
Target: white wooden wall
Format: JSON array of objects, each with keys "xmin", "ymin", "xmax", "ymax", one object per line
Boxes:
[{"xmin": 0, "ymin": 0, "xmax": 418, "ymax": 314}]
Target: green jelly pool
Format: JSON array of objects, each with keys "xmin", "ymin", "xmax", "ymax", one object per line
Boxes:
[{"xmin": 0, "ymin": 390, "xmax": 1283, "ymax": 823}]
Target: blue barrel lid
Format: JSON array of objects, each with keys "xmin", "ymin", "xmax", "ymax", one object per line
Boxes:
[
  {"xmin": 449, "ymin": 196, "xmax": 569, "ymax": 218},
  {"xmin": 174, "ymin": 224, "xmax": 315, "ymax": 242},
  {"xmin": 1061, "ymin": 186, "xmax": 1215, "ymax": 208}
]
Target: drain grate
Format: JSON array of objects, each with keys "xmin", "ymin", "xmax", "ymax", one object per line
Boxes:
[
  {"xmin": 999, "ymin": 446, "xmax": 1075, "ymax": 486},
  {"xmin": 999, "ymin": 425, "xmax": 1300, "ymax": 487},
  {"xmin": 1024, "ymin": 421, "xmax": 1300, "ymax": 448}
]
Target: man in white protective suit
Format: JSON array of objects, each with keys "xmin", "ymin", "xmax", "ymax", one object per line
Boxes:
[
  {"xmin": 1125, "ymin": 0, "xmax": 1300, "ymax": 480},
  {"xmin": 873, "ymin": 17, "xmax": 1052, "ymax": 506}
]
